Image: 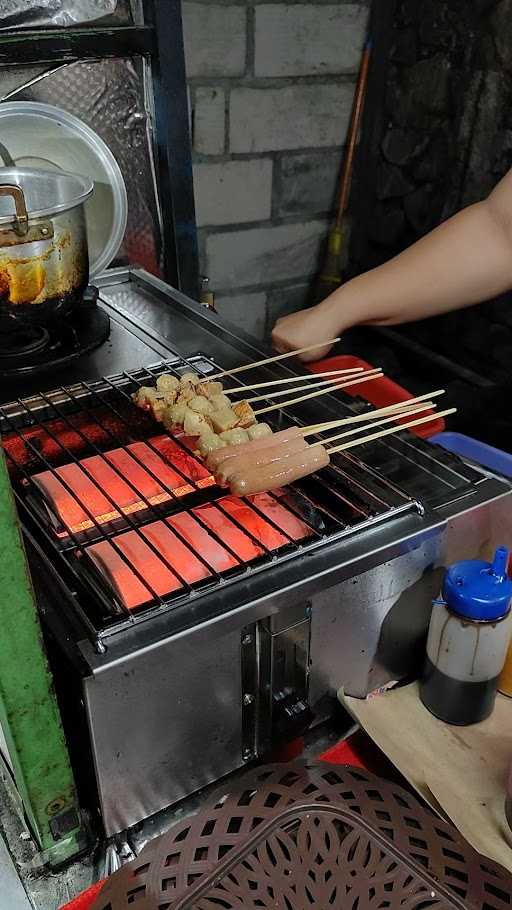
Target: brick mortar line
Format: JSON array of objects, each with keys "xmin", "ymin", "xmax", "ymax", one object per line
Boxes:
[
  {"xmin": 186, "ymin": 1, "xmax": 370, "ymax": 7},
  {"xmin": 217, "ymin": 277, "xmax": 310, "ymax": 299},
  {"xmin": 214, "ymin": 274, "xmax": 317, "ymax": 296},
  {"xmin": 187, "ymin": 73, "xmax": 360, "ymax": 88},
  {"xmin": 192, "ymin": 145, "xmax": 346, "ymax": 164},
  {"xmin": 246, "ymin": 3, "xmax": 256, "ymax": 77},
  {"xmin": 198, "ymin": 213, "xmax": 331, "ymax": 236}
]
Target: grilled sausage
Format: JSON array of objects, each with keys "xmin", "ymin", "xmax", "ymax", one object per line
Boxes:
[
  {"xmin": 216, "ymin": 436, "xmax": 307, "ymax": 486},
  {"xmin": 206, "ymin": 426, "xmax": 302, "ymax": 472},
  {"xmin": 230, "ymin": 444, "xmax": 330, "ymax": 496}
]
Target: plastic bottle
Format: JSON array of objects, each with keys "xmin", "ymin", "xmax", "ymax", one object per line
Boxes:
[{"xmin": 420, "ymin": 547, "xmax": 512, "ymax": 725}]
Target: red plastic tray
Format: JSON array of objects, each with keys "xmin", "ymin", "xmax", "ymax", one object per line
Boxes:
[{"xmin": 309, "ymin": 355, "xmax": 445, "ymax": 438}]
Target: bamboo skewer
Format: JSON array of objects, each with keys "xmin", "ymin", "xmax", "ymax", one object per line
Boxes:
[
  {"xmin": 224, "ymin": 366, "xmax": 364, "ymax": 394},
  {"xmin": 326, "ymin": 408, "xmax": 457, "ymax": 454},
  {"xmin": 202, "ymin": 338, "xmax": 341, "ymax": 382},
  {"xmin": 246, "ymin": 369, "xmax": 381, "ymax": 405},
  {"xmin": 311, "ymin": 402, "xmax": 438, "ymax": 448},
  {"xmin": 254, "ymin": 371, "xmax": 382, "ymax": 416},
  {"xmin": 301, "ymin": 390, "xmax": 445, "ymax": 435}
]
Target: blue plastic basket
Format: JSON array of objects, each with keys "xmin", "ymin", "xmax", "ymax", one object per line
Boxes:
[{"xmin": 430, "ymin": 432, "xmax": 512, "ymax": 479}]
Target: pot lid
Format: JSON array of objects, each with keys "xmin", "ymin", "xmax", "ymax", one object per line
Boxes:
[
  {"xmin": 0, "ymin": 101, "xmax": 128, "ymax": 276},
  {"xmin": 0, "ymin": 167, "xmax": 93, "ymax": 222}
]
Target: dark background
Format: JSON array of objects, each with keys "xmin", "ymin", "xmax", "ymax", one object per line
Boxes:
[{"xmin": 342, "ymin": 0, "xmax": 512, "ymax": 449}]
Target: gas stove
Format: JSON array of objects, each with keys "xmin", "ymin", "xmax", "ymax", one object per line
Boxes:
[
  {"xmin": 1, "ymin": 267, "xmax": 510, "ymax": 841},
  {"xmin": 0, "ymin": 288, "xmax": 110, "ymax": 380}
]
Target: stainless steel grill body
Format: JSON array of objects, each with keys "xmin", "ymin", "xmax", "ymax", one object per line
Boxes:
[{"xmin": 2, "ymin": 268, "xmax": 510, "ymax": 837}]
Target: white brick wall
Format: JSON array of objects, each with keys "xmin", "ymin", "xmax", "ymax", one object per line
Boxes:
[
  {"xmin": 193, "ymin": 87, "xmax": 225, "ymax": 155},
  {"xmin": 183, "ymin": 3, "xmax": 246, "ymax": 78},
  {"xmin": 194, "ymin": 159, "xmax": 273, "ymax": 226},
  {"xmin": 183, "ymin": 0, "xmax": 371, "ymax": 328},
  {"xmin": 206, "ymin": 220, "xmax": 327, "ymax": 289},
  {"xmin": 215, "ymin": 291, "xmax": 267, "ymax": 338},
  {"xmin": 255, "ymin": 4, "xmax": 368, "ymax": 78},
  {"xmin": 230, "ymin": 83, "xmax": 354, "ymax": 153}
]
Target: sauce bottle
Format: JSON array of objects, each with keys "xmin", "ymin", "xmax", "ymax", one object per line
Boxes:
[{"xmin": 420, "ymin": 547, "xmax": 512, "ymax": 725}]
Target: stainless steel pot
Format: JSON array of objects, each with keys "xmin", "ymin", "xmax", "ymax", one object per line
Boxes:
[{"xmin": 0, "ymin": 167, "xmax": 93, "ymax": 323}]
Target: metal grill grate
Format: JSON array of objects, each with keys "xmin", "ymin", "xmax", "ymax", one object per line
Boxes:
[{"xmin": 1, "ymin": 355, "xmax": 414, "ymax": 642}]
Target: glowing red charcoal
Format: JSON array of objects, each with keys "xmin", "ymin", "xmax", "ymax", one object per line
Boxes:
[
  {"xmin": 141, "ymin": 520, "xmax": 211, "ymax": 585},
  {"xmin": 219, "ymin": 496, "xmax": 288, "ymax": 551},
  {"xmin": 30, "ymin": 437, "xmax": 214, "ymax": 535},
  {"xmin": 168, "ymin": 512, "xmax": 239, "ymax": 573},
  {"xmin": 151, "ymin": 435, "xmax": 214, "ymax": 489},
  {"xmin": 248, "ymin": 493, "xmax": 313, "ymax": 541},
  {"xmin": 32, "ymin": 462, "xmax": 115, "ymax": 533},
  {"xmin": 86, "ymin": 529, "xmax": 182, "ymax": 611},
  {"xmin": 193, "ymin": 502, "xmax": 263, "ymax": 562}
]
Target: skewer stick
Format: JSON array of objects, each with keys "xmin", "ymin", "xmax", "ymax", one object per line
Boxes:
[
  {"xmin": 326, "ymin": 408, "xmax": 456, "ymax": 454},
  {"xmin": 311, "ymin": 402, "xmax": 438, "ymax": 448},
  {"xmin": 202, "ymin": 338, "xmax": 341, "ymax": 382},
  {"xmin": 246, "ymin": 368, "xmax": 381, "ymax": 404},
  {"xmin": 301, "ymin": 390, "xmax": 445, "ymax": 435},
  {"xmin": 223, "ymin": 366, "xmax": 364, "ymax": 394},
  {"xmin": 254, "ymin": 371, "xmax": 382, "ymax": 416}
]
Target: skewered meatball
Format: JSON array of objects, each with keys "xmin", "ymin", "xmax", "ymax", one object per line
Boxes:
[
  {"xmin": 188, "ymin": 395, "xmax": 214, "ymax": 416},
  {"xmin": 156, "ymin": 374, "xmax": 180, "ymax": 394},
  {"xmin": 167, "ymin": 398, "xmax": 189, "ymax": 426},
  {"xmin": 219, "ymin": 428, "xmax": 250, "ymax": 445},
  {"xmin": 183, "ymin": 410, "xmax": 212, "ymax": 436},
  {"xmin": 198, "ymin": 432, "xmax": 226, "ymax": 456},
  {"xmin": 247, "ymin": 423, "xmax": 273, "ymax": 440},
  {"xmin": 180, "ymin": 372, "xmax": 199, "ymax": 385},
  {"xmin": 132, "ymin": 387, "xmax": 167, "ymax": 422}
]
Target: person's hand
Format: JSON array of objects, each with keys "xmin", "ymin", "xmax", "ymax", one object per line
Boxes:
[{"xmin": 271, "ymin": 302, "xmax": 341, "ymax": 362}]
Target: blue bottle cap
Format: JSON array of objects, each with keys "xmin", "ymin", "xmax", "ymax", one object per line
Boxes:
[{"xmin": 443, "ymin": 547, "xmax": 512, "ymax": 621}]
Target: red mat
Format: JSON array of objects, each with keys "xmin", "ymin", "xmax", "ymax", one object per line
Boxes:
[
  {"xmin": 60, "ymin": 879, "xmax": 104, "ymax": 910},
  {"xmin": 308, "ymin": 355, "xmax": 446, "ymax": 438}
]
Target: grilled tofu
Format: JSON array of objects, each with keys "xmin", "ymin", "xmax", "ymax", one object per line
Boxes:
[
  {"xmin": 232, "ymin": 400, "xmax": 256, "ymax": 428},
  {"xmin": 198, "ymin": 380, "xmax": 224, "ymax": 400}
]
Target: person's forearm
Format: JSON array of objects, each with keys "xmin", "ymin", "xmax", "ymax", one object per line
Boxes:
[{"xmin": 321, "ymin": 197, "xmax": 512, "ymax": 330}]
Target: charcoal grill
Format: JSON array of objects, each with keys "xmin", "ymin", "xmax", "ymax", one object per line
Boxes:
[{"xmin": 1, "ymin": 267, "xmax": 511, "ymax": 840}]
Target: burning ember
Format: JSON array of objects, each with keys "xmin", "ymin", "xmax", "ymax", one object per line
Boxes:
[
  {"xmin": 84, "ymin": 493, "xmax": 312, "ymax": 611},
  {"xmin": 30, "ymin": 435, "xmax": 214, "ymax": 535}
]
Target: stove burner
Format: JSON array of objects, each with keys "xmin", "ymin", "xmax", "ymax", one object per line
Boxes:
[
  {"xmin": 0, "ymin": 287, "xmax": 110, "ymax": 378},
  {"xmin": 0, "ymin": 324, "xmax": 50, "ymax": 358}
]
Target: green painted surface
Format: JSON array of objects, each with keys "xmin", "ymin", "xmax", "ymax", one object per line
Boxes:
[{"xmin": 0, "ymin": 445, "xmax": 83, "ymax": 863}]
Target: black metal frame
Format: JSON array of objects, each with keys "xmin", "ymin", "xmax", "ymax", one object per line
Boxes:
[{"xmin": 0, "ymin": 2, "xmax": 199, "ymax": 298}]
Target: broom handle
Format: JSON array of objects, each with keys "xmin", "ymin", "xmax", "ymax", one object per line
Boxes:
[{"xmin": 336, "ymin": 40, "xmax": 371, "ymax": 229}]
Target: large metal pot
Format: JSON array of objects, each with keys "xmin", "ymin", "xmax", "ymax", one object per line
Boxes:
[{"xmin": 0, "ymin": 167, "xmax": 93, "ymax": 323}]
